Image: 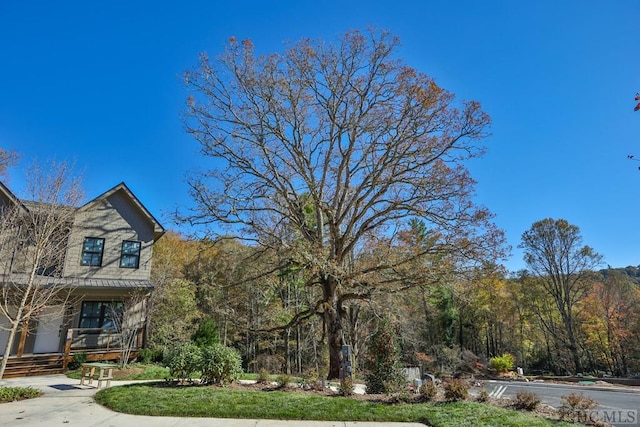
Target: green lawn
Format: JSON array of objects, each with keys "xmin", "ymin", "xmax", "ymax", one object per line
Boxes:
[
  {"xmin": 66, "ymin": 364, "xmax": 170, "ymax": 381},
  {"xmin": 95, "ymin": 383, "xmax": 578, "ymax": 427}
]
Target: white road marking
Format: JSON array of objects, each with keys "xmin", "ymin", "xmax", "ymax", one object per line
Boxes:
[{"xmin": 489, "ymin": 385, "xmax": 507, "ymax": 398}]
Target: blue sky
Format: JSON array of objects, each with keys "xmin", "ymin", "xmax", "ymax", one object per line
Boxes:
[{"xmin": 1, "ymin": 1, "xmax": 638, "ymax": 272}]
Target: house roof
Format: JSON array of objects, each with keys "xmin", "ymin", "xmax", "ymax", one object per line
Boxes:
[
  {"xmin": 21, "ymin": 200, "xmax": 76, "ymax": 216},
  {"xmin": 78, "ymin": 182, "xmax": 165, "ymax": 241},
  {"xmin": 0, "ymin": 181, "xmax": 165, "ymax": 241},
  {"xmin": 0, "ymin": 274, "xmax": 154, "ymax": 290},
  {"xmin": 0, "ymin": 181, "xmax": 29, "ymax": 213}
]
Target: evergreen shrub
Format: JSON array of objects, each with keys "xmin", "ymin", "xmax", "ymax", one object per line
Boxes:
[
  {"xmin": 364, "ymin": 318, "xmax": 406, "ymax": 394},
  {"xmin": 200, "ymin": 343, "xmax": 243, "ymax": 385}
]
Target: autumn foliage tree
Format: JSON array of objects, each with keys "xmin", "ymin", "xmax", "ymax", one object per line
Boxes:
[
  {"xmin": 182, "ymin": 29, "xmax": 505, "ymax": 378},
  {"xmin": 579, "ymin": 273, "xmax": 640, "ymax": 376},
  {"xmin": 148, "ymin": 231, "xmax": 201, "ymax": 351}
]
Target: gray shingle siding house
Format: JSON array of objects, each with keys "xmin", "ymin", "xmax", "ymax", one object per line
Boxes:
[{"xmin": 0, "ymin": 181, "xmax": 164, "ymax": 373}]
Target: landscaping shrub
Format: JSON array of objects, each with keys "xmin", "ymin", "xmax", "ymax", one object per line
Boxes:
[
  {"xmin": 364, "ymin": 318, "xmax": 406, "ymax": 394},
  {"xmin": 0, "ymin": 386, "xmax": 43, "ymax": 402},
  {"xmin": 151, "ymin": 347, "xmax": 165, "ymax": 363},
  {"xmin": 191, "ymin": 318, "xmax": 219, "ymax": 348},
  {"xmin": 559, "ymin": 392, "xmax": 599, "ymax": 423},
  {"xmin": 339, "ymin": 376, "xmax": 355, "ymax": 396},
  {"xmin": 164, "ymin": 342, "xmax": 202, "ymax": 383},
  {"xmin": 200, "ymin": 343, "xmax": 243, "ymax": 385},
  {"xmin": 490, "ymin": 353, "xmax": 515, "ymax": 373},
  {"xmin": 301, "ymin": 368, "xmax": 325, "ymax": 391},
  {"xmin": 138, "ymin": 348, "xmax": 153, "ymax": 364},
  {"xmin": 390, "ymin": 390, "xmax": 414, "ymax": 403},
  {"xmin": 476, "ymin": 389, "xmax": 489, "ymax": 402},
  {"xmin": 419, "ymin": 381, "xmax": 438, "ymax": 400},
  {"xmin": 275, "ymin": 373, "xmax": 293, "ymax": 389},
  {"xmin": 68, "ymin": 351, "xmax": 87, "ymax": 370},
  {"xmin": 164, "ymin": 342, "xmax": 243, "ymax": 385},
  {"xmin": 256, "ymin": 369, "xmax": 271, "ymax": 384},
  {"xmin": 443, "ymin": 378, "xmax": 468, "ymax": 401},
  {"xmin": 514, "ymin": 390, "xmax": 541, "ymax": 411},
  {"xmin": 142, "ymin": 346, "xmax": 165, "ymax": 363}
]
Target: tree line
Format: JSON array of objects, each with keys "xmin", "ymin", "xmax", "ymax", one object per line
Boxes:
[{"xmin": 148, "ymin": 219, "xmax": 640, "ymax": 378}]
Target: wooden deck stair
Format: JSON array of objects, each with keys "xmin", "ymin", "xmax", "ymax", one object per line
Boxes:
[
  {"xmin": 1, "ymin": 354, "xmax": 65, "ymax": 378},
  {"xmin": 1, "ymin": 350, "xmax": 140, "ymax": 378}
]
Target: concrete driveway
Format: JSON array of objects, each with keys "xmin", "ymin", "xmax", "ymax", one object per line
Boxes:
[{"xmin": 0, "ymin": 374, "xmax": 424, "ymax": 427}]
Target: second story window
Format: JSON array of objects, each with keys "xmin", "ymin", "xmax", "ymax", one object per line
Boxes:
[
  {"xmin": 120, "ymin": 240, "xmax": 141, "ymax": 268},
  {"xmin": 81, "ymin": 237, "xmax": 105, "ymax": 267}
]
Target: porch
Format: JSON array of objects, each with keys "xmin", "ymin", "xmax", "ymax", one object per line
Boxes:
[{"xmin": 1, "ymin": 327, "xmax": 143, "ymax": 378}]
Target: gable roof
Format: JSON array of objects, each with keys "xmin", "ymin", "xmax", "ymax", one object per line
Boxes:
[
  {"xmin": 0, "ymin": 181, "xmax": 165, "ymax": 241},
  {"xmin": 0, "ymin": 181, "xmax": 29, "ymax": 213},
  {"xmin": 78, "ymin": 182, "xmax": 165, "ymax": 240}
]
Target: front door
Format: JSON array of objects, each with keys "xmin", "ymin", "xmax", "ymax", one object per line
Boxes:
[{"xmin": 33, "ymin": 306, "xmax": 64, "ymax": 354}]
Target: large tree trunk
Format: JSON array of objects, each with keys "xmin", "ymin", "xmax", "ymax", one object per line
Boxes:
[
  {"xmin": 566, "ymin": 325, "xmax": 582, "ymax": 374},
  {"xmin": 569, "ymin": 344, "xmax": 582, "ymax": 374},
  {"xmin": 322, "ymin": 277, "xmax": 344, "ymax": 379},
  {"xmin": 560, "ymin": 308, "xmax": 582, "ymax": 374},
  {"xmin": 325, "ymin": 307, "xmax": 344, "ymax": 379},
  {"xmin": 284, "ymin": 326, "xmax": 291, "ymax": 374}
]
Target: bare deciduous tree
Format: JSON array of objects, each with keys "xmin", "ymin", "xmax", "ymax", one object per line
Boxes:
[
  {"xmin": 0, "ymin": 148, "xmax": 18, "ymax": 177},
  {"xmin": 0, "ymin": 161, "xmax": 83, "ymax": 379},
  {"xmin": 183, "ymin": 29, "xmax": 505, "ymax": 378},
  {"xmin": 520, "ymin": 218, "xmax": 603, "ymax": 374}
]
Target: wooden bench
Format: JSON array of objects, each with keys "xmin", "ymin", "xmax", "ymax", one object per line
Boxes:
[{"xmin": 80, "ymin": 362, "xmax": 116, "ymax": 388}]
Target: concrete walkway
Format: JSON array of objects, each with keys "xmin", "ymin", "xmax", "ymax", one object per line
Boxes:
[{"xmin": 0, "ymin": 375, "xmax": 425, "ymax": 427}]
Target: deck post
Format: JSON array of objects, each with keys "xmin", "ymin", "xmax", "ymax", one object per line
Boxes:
[
  {"xmin": 16, "ymin": 318, "xmax": 29, "ymax": 357},
  {"xmin": 136, "ymin": 328, "xmax": 143, "ymax": 348},
  {"xmin": 62, "ymin": 329, "xmax": 73, "ymax": 370}
]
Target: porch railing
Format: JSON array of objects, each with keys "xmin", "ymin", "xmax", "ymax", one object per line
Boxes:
[{"xmin": 63, "ymin": 327, "xmax": 143, "ymax": 369}]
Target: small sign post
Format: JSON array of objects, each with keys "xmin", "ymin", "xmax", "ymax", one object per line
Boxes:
[{"xmin": 339, "ymin": 344, "xmax": 352, "ymax": 379}]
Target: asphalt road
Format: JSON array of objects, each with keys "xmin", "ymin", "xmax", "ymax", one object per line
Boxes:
[{"xmin": 475, "ymin": 380, "xmax": 640, "ymax": 426}]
